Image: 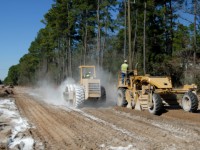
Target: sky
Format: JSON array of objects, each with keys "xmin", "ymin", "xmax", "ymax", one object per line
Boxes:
[
  {"xmin": 0, "ymin": 1, "xmax": 195, "ymax": 81},
  {"xmin": 0, "ymin": 0, "xmax": 54, "ymax": 80}
]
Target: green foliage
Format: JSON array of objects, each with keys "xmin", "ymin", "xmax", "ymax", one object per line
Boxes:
[
  {"xmin": 194, "ymin": 74, "xmax": 200, "ymax": 92},
  {"xmin": 173, "ymin": 24, "xmax": 190, "ymax": 53},
  {"xmin": 5, "ymin": 0, "xmax": 200, "ymax": 87},
  {"xmin": 4, "ymin": 65, "xmax": 19, "ymax": 85},
  {"xmin": 17, "ymin": 54, "xmax": 39, "ymax": 85}
]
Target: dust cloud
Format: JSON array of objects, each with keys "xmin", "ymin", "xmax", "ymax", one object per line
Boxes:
[
  {"xmin": 28, "ymin": 67, "xmax": 118, "ymax": 108},
  {"xmin": 96, "ymin": 67, "xmax": 118, "ymax": 106},
  {"xmin": 28, "ymin": 78, "xmax": 76, "ymax": 106}
]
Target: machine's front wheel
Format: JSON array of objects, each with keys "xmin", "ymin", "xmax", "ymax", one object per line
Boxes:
[
  {"xmin": 63, "ymin": 85, "xmax": 85, "ymax": 108},
  {"xmin": 72, "ymin": 86, "xmax": 85, "ymax": 108},
  {"xmin": 182, "ymin": 91, "xmax": 198, "ymax": 112},
  {"xmin": 117, "ymin": 88, "xmax": 127, "ymax": 107},
  {"xmin": 148, "ymin": 93, "xmax": 162, "ymax": 115}
]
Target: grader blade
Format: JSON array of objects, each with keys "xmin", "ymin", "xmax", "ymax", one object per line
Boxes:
[{"xmin": 117, "ymin": 69, "xmax": 199, "ymax": 115}]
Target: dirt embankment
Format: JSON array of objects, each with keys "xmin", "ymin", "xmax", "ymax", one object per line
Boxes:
[
  {"xmin": 0, "ymin": 85, "xmax": 14, "ymax": 97},
  {"xmin": 1, "ymin": 86, "xmax": 200, "ymax": 150}
]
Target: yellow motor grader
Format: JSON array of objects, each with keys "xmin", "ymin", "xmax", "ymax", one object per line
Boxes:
[
  {"xmin": 63, "ymin": 65, "xmax": 106, "ymax": 107},
  {"xmin": 117, "ymin": 69, "xmax": 199, "ymax": 115}
]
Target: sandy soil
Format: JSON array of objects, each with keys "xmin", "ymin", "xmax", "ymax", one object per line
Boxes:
[{"xmin": 1, "ymin": 87, "xmax": 200, "ymax": 150}]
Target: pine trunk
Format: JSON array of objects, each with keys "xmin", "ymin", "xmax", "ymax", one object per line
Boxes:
[
  {"xmin": 128, "ymin": 0, "xmax": 132, "ymax": 70},
  {"xmin": 97, "ymin": 0, "xmax": 101, "ymax": 67},
  {"xmin": 143, "ymin": 2, "xmax": 146, "ymax": 74}
]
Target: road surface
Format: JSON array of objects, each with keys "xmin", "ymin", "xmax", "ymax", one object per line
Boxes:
[{"xmin": 12, "ymin": 87, "xmax": 200, "ymax": 150}]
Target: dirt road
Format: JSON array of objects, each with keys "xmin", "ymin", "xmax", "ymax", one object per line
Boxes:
[{"xmin": 13, "ymin": 87, "xmax": 200, "ymax": 150}]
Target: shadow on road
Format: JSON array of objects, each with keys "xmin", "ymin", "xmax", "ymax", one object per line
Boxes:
[{"xmin": 81, "ymin": 100, "xmax": 116, "ymax": 108}]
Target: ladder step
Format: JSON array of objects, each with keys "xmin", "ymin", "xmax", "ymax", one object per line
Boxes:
[
  {"xmin": 139, "ymin": 98, "xmax": 147, "ymax": 101},
  {"xmin": 140, "ymin": 101, "xmax": 147, "ymax": 104}
]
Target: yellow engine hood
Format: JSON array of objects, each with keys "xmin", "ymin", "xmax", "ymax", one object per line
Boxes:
[
  {"xmin": 133, "ymin": 75, "xmax": 173, "ymax": 89},
  {"xmin": 148, "ymin": 77, "xmax": 172, "ymax": 88}
]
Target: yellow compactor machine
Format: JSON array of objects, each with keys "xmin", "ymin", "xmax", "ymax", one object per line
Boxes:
[
  {"xmin": 63, "ymin": 65, "xmax": 106, "ymax": 107},
  {"xmin": 117, "ymin": 70, "xmax": 199, "ymax": 115}
]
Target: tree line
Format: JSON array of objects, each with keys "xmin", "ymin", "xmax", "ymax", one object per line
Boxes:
[{"xmin": 4, "ymin": 0, "xmax": 200, "ymax": 90}]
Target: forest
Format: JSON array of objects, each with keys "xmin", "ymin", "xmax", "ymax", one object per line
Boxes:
[{"xmin": 4, "ymin": 0, "xmax": 200, "ymax": 90}]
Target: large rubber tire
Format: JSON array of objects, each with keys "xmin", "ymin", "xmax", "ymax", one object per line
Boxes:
[
  {"xmin": 182, "ymin": 91, "xmax": 199, "ymax": 112},
  {"xmin": 117, "ymin": 88, "xmax": 127, "ymax": 107},
  {"xmin": 63, "ymin": 85, "xmax": 85, "ymax": 108},
  {"xmin": 148, "ymin": 93, "xmax": 162, "ymax": 115},
  {"xmin": 99, "ymin": 86, "xmax": 106, "ymax": 102},
  {"xmin": 73, "ymin": 86, "xmax": 85, "ymax": 108}
]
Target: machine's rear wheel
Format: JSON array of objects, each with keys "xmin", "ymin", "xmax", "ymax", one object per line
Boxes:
[
  {"xmin": 117, "ymin": 88, "xmax": 127, "ymax": 107},
  {"xmin": 182, "ymin": 91, "xmax": 198, "ymax": 112},
  {"xmin": 148, "ymin": 93, "xmax": 162, "ymax": 115},
  {"xmin": 99, "ymin": 86, "xmax": 106, "ymax": 101}
]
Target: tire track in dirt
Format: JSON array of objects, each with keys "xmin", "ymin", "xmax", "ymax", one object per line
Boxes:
[
  {"xmin": 114, "ymin": 109, "xmax": 200, "ymax": 139},
  {"xmin": 14, "ymin": 87, "xmax": 200, "ymax": 150},
  {"xmin": 15, "ymin": 93, "xmax": 77, "ymax": 149},
  {"xmin": 14, "ymin": 88, "xmax": 147, "ymax": 149},
  {"xmin": 83, "ymin": 107, "xmax": 200, "ymax": 150},
  {"xmin": 39, "ymin": 105, "xmax": 139, "ymax": 149}
]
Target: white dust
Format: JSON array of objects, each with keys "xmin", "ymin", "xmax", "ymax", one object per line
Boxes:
[
  {"xmin": 31, "ymin": 67, "xmax": 118, "ymax": 108},
  {"xmin": 28, "ymin": 78, "xmax": 76, "ymax": 106}
]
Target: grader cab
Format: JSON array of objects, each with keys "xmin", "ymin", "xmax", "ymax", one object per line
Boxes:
[{"xmin": 117, "ymin": 69, "xmax": 199, "ymax": 115}]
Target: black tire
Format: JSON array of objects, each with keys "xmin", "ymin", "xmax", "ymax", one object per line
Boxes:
[
  {"xmin": 182, "ymin": 91, "xmax": 199, "ymax": 112},
  {"xmin": 148, "ymin": 93, "xmax": 162, "ymax": 115},
  {"xmin": 99, "ymin": 86, "xmax": 106, "ymax": 101},
  {"xmin": 73, "ymin": 86, "xmax": 85, "ymax": 108},
  {"xmin": 117, "ymin": 88, "xmax": 127, "ymax": 107}
]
